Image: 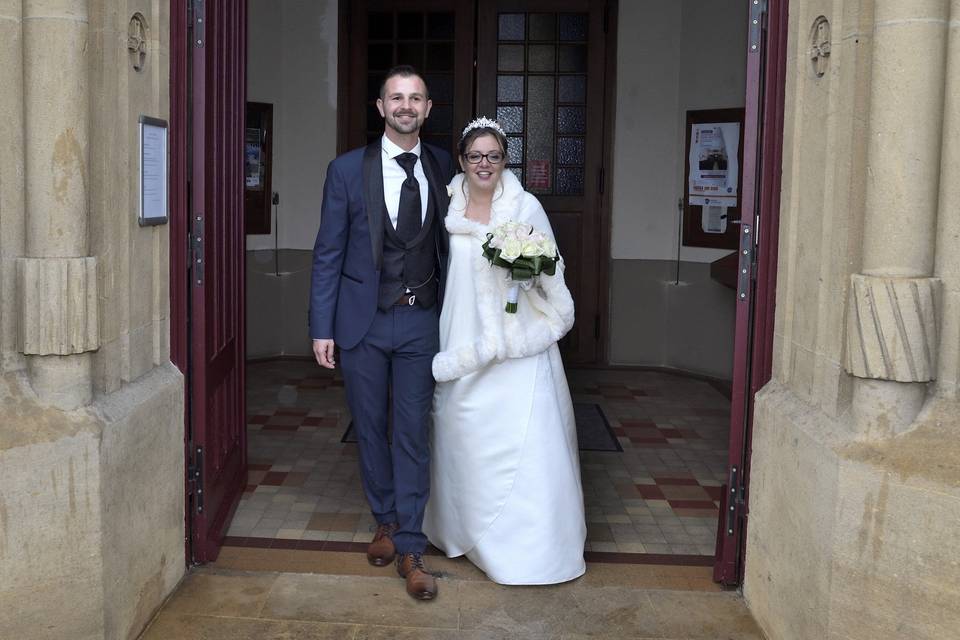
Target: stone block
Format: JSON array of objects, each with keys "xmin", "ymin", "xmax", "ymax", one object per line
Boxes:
[
  {"xmin": 845, "ymin": 274, "xmax": 940, "ymax": 382},
  {"xmin": 0, "ymin": 363, "xmax": 185, "ymax": 640},
  {"xmin": 16, "ymin": 256, "xmax": 99, "ymax": 355}
]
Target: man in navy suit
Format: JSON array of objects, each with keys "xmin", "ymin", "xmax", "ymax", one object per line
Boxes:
[{"xmin": 309, "ymin": 66, "xmax": 454, "ymax": 600}]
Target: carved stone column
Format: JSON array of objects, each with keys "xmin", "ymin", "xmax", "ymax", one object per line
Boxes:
[
  {"xmin": 934, "ymin": 0, "xmax": 960, "ymax": 400},
  {"xmin": 846, "ymin": 0, "xmax": 950, "ymax": 437},
  {"xmin": 17, "ymin": 0, "xmax": 99, "ymax": 409}
]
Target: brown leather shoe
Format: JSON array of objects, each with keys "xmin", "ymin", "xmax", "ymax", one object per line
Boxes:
[
  {"xmin": 396, "ymin": 552, "xmax": 438, "ymax": 600},
  {"xmin": 367, "ymin": 523, "xmax": 398, "ymax": 566}
]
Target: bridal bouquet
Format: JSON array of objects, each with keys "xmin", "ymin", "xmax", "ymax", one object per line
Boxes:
[{"xmin": 481, "ymin": 220, "xmax": 559, "ymax": 313}]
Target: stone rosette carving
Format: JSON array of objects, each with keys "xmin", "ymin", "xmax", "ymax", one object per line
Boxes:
[
  {"xmin": 845, "ymin": 274, "xmax": 940, "ymax": 382},
  {"xmin": 16, "ymin": 256, "xmax": 100, "ymax": 355}
]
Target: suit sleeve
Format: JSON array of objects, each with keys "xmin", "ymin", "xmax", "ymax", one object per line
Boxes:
[{"xmin": 309, "ymin": 161, "xmax": 348, "ymax": 340}]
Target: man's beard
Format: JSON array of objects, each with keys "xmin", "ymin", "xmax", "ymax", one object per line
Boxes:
[{"xmin": 385, "ymin": 110, "xmax": 423, "ymax": 134}]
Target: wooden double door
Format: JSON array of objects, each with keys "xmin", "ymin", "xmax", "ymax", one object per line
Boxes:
[{"xmin": 342, "ymin": 0, "xmax": 613, "ymax": 364}]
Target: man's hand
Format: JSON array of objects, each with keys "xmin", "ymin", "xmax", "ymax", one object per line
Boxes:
[{"xmin": 313, "ymin": 339, "xmax": 337, "ymax": 369}]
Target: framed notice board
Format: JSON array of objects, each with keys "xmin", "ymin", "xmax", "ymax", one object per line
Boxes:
[
  {"xmin": 682, "ymin": 108, "xmax": 745, "ymax": 249},
  {"xmin": 244, "ymin": 101, "xmax": 274, "ymax": 234}
]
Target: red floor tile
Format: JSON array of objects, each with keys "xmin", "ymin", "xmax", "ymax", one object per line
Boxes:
[{"xmin": 261, "ymin": 471, "xmax": 288, "ymax": 486}]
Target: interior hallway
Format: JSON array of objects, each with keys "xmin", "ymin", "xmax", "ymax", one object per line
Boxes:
[
  {"xmin": 141, "ymin": 548, "xmax": 763, "ymax": 639},
  {"xmin": 227, "ymin": 360, "xmax": 731, "ymax": 558}
]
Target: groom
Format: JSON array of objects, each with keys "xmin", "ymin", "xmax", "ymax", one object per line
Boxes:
[{"xmin": 309, "ymin": 65, "xmax": 453, "ymax": 600}]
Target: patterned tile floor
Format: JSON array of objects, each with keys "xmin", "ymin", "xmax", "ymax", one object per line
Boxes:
[{"xmin": 229, "ymin": 360, "xmax": 731, "ymax": 558}]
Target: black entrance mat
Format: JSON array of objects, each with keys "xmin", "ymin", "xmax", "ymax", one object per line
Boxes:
[{"xmin": 341, "ymin": 402, "xmax": 621, "ymax": 452}]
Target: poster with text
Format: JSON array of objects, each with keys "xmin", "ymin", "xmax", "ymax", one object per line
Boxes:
[{"xmin": 688, "ymin": 122, "xmax": 740, "ymax": 207}]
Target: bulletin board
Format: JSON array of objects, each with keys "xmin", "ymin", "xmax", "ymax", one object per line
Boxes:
[{"xmin": 682, "ymin": 108, "xmax": 745, "ymax": 250}]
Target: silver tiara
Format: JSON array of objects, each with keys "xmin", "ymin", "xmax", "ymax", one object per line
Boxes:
[{"xmin": 461, "ymin": 116, "xmax": 505, "ymax": 140}]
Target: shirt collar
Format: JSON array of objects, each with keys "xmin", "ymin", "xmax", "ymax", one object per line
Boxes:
[{"xmin": 381, "ymin": 135, "xmax": 421, "ymax": 160}]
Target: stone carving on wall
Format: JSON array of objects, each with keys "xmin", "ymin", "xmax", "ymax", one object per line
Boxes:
[
  {"xmin": 809, "ymin": 16, "xmax": 831, "ymax": 78},
  {"xmin": 845, "ymin": 274, "xmax": 940, "ymax": 382},
  {"xmin": 128, "ymin": 13, "xmax": 148, "ymax": 72}
]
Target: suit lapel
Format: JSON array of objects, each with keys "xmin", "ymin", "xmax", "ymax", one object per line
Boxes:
[
  {"xmin": 362, "ymin": 142, "xmax": 385, "ymax": 271},
  {"xmin": 420, "ymin": 145, "xmax": 450, "ymax": 217}
]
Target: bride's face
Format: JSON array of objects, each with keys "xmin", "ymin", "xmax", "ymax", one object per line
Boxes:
[{"xmin": 460, "ymin": 134, "xmax": 506, "ymax": 194}]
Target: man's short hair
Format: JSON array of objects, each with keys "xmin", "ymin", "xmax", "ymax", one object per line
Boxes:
[{"xmin": 379, "ymin": 65, "xmax": 429, "ymax": 100}]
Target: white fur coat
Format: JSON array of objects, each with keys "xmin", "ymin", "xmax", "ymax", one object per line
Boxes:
[{"xmin": 432, "ymin": 171, "xmax": 575, "ymax": 382}]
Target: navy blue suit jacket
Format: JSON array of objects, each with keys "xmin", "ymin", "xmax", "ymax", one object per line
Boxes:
[{"xmin": 309, "ymin": 141, "xmax": 455, "ymax": 349}]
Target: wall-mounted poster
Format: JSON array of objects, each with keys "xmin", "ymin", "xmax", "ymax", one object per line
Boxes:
[
  {"xmin": 682, "ymin": 108, "xmax": 745, "ymax": 250},
  {"xmin": 689, "ymin": 122, "xmax": 740, "ymax": 207}
]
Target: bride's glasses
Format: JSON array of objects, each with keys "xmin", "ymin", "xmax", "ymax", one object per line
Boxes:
[{"xmin": 463, "ymin": 151, "xmax": 505, "ymax": 164}]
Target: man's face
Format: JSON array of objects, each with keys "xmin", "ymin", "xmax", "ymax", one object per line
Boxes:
[{"xmin": 377, "ymin": 75, "xmax": 432, "ymax": 135}]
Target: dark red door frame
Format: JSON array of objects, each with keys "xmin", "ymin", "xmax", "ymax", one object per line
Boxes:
[
  {"xmin": 170, "ymin": 0, "xmax": 190, "ymax": 561},
  {"xmin": 714, "ymin": 0, "xmax": 789, "ymax": 586}
]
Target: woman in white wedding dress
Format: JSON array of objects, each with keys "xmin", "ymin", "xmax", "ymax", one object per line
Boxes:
[{"xmin": 422, "ymin": 118, "xmax": 586, "ymax": 585}]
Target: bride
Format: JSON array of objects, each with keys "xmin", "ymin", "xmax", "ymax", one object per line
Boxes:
[{"xmin": 423, "ymin": 117, "xmax": 587, "ymax": 585}]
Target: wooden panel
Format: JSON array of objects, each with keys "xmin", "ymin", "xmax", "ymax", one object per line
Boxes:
[{"xmin": 188, "ymin": 0, "xmax": 248, "ymax": 563}]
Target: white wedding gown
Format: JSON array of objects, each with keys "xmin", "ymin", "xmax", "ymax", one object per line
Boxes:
[{"xmin": 423, "ymin": 230, "xmax": 587, "ymax": 585}]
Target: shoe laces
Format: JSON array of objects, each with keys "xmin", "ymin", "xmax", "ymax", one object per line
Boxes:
[
  {"xmin": 374, "ymin": 523, "xmax": 397, "ymax": 541},
  {"xmin": 399, "ymin": 552, "xmax": 426, "ymax": 571}
]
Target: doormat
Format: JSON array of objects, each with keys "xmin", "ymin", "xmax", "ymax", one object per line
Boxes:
[{"xmin": 341, "ymin": 403, "xmax": 621, "ymax": 452}]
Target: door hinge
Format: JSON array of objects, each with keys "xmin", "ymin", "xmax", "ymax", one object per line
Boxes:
[
  {"xmin": 187, "ymin": 446, "xmax": 204, "ymax": 514},
  {"xmin": 594, "ymin": 314, "xmax": 601, "ymax": 340},
  {"xmin": 725, "ymin": 464, "xmax": 745, "ymax": 536},
  {"xmin": 749, "ymin": 0, "xmax": 767, "ymax": 53},
  {"xmin": 736, "ymin": 223, "xmax": 753, "ymax": 303},
  {"xmin": 191, "ymin": 0, "xmax": 205, "ymax": 48},
  {"xmin": 192, "ymin": 215, "xmax": 204, "ymax": 286},
  {"xmin": 597, "ymin": 167, "xmax": 605, "ymax": 195}
]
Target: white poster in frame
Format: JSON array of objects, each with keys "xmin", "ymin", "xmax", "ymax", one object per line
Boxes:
[{"xmin": 139, "ymin": 115, "xmax": 169, "ymax": 226}]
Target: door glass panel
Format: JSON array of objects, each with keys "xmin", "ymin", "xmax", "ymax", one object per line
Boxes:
[
  {"xmin": 368, "ymin": 74, "xmax": 382, "ymax": 101},
  {"xmin": 556, "ymin": 167, "xmax": 584, "ymax": 194},
  {"xmin": 528, "ymin": 13, "xmax": 556, "ymax": 41},
  {"xmin": 496, "ymin": 106, "xmax": 523, "ymax": 133},
  {"xmin": 497, "ymin": 75, "xmax": 524, "ymax": 102},
  {"xmin": 426, "ymin": 43, "xmax": 454, "ymax": 70},
  {"xmin": 558, "ymin": 45, "xmax": 587, "ymax": 72},
  {"xmin": 557, "ymin": 137, "xmax": 584, "ymax": 165},
  {"xmin": 557, "ymin": 106, "xmax": 586, "ymax": 134},
  {"xmin": 426, "ymin": 74, "xmax": 454, "ymax": 102},
  {"xmin": 368, "ymin": 43, "xmax": 393, "ymax": 71},
  {"xmin": 493, "ymin": 11, "xmax": 588, "ymax": 195},
  {"xmin": 528, "ymin": 45, "xmax": 556, "ymax": 72},
  {"xmin": 498, "ymin": 13, "xmax": 525, "ymax": 40},
  {"xmin": 526, "ymin": 76, "xmax": 555, "ymax": 195},
  {"xmin": 507, "ymin": 135, "xmax": 524, "ymax": 164},
  {"xmin": 369, "ymin": 12, "xmax": 393, "ymax": 39},
  {"xmin": 498, "ymin": 44, "xmax": 525, "ymax": 71},
  {"xmin": 398, "ymin": 12, "xmax": 424, "ymax": 39},
  {"xmin": 398, "ymin": 42, "xmax": 424, "ymax": 69},
  {"xmin": 424, "ymin": 104, "xmax": 453, "ymax": 134},
  {"xmin": 559, "ymin": 13, "xmax": 587, "ymax": 41},
  {"xmin": 558, "ymin": 75, "xmax": 586, "ymax": 103},
  {"xmin": 426, "ymin": 12, "xmax": 454, "ymax": 39}
]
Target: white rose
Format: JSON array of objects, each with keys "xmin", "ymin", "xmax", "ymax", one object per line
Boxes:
[
  {"xmin": 446, "ymin": 185, "xmax": 454, "ymax": 197},
  {"xmin": 500, "ymin": 237, "xmax": 523, "ymax": 262},
  {"xmin": 521, "ymin": 241, "xmax": 542, "ymax": 257},
  {"xmin": 540, "ymin": 238, "xmax": 557, "ymax": 257}
]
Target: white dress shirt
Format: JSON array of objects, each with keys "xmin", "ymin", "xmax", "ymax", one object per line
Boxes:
[{"xmin": 381, "ymin": 135, "xmax": 429, "ymax": 229}]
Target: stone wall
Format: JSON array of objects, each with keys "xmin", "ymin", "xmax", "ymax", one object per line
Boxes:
[
  {"xmin": 744, "ymin": 1, "xmax": 960, "ymax": 638},
  {"xmin": 0, "ymin": 1, "xmax": 185, "ymax": 638}
]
